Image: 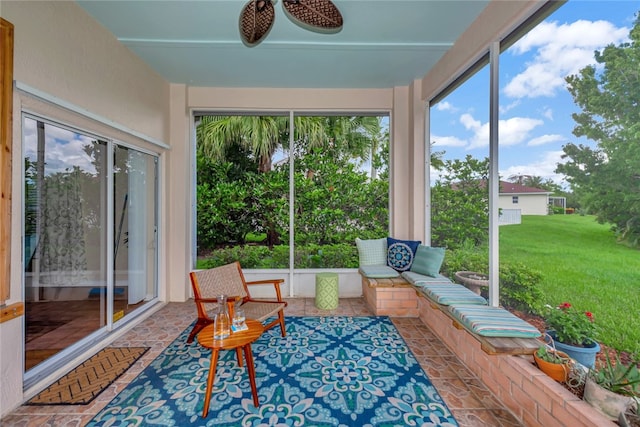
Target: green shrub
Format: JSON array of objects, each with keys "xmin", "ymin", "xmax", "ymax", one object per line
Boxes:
[
  {"xmin": 197, "ymin": 243, "xmax": 358, "ymax": 269},
  {"xmin": 550, "ymin": 205, "xmax": 565, "ymax": 215},
  {"xmin": 498, "ymin": 262, "xmax": 544, "ymax": 314},
  {"xmin": 442, "ymin": 243, "xmax": 544, "ymax": 314}
]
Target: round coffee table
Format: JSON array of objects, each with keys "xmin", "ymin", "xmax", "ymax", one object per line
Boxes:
[
  {"xmin": 454, "ymin": 271, "xmax": 489, "ymax": 295},
  {"xmin": 197, "ymin": 319, "xmax": 264, "ymax": 418}
]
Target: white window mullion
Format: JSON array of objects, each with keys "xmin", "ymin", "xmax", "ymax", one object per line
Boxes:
[
  {"xmin": 106, "ymin": 143, "xmax": 115, "ymax": 329},
  {"xmin": 288, "ymin": 111, "xmax": 295, "ymax": 297}
]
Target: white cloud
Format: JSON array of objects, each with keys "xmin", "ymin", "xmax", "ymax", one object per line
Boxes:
[
  {"xmin": 431, "ymin": 134, "xmax": 467, "ymax": 148},
  {"xmin": 23, "ymin": 118, "xmax": 98, "ymax": 176},
  {"xmin": 528, "ymin": 134, "xmax": 565, "ymax": 147},
  {"xmin": 435, "ymin": 101, "xmax": 456, "ymax": 112},
  {"xmin": 500, "ymin": 100, "xmax": 521, "ymax": 114},
  {"xmin": 460, "ymin": 113, "xmax": 481, "ymax": 131},
  {"xmin": 541, "ymin": 107, "xmax": 554, "ymax": 121},
  {"xmin": 504, "ymin": 19, "xmax": 629, "ymax": 99},
  {"xmin": 465, "ymin": 115, "xmax": 544, "ymax": 150},
  {"xmin": 500, "ymin": 150, "xmax": 568, "ymax": 186}
]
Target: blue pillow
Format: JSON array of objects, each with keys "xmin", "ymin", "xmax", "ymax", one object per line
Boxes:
[
  {"xmin": 410, "ymin": 245, "xmax": 445, "ymax": 277},
  {"xmin": 386, "ymin": 237, "xmax": 421, "ymax": 272}
]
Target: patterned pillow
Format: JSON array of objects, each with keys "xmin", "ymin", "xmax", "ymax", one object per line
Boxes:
[
  {"xmin": 386, "ymin": 237, "xmax": 421, "ymax": 272},
  {"xmin": 355, "ymin": 238, "xmax": 388, "ymax": 266},
  {"xmin": 410, "ymin": 245, "xmax": 445, "ymax": 277}
]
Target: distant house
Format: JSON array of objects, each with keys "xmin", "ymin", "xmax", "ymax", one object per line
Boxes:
[{"xmin": 499, "ymin": 181, "xmax": 551, "ymax": 216}]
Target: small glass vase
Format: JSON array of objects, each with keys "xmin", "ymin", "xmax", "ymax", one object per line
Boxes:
[{"xmin": 213, "ymin": 295, "xmax": 230, "ymax": 340}]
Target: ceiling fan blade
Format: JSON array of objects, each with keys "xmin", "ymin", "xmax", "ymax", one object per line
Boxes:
[
  {"xmin": 239, "ymin": 0, "xmax": 275, "ymax": 46},
  {"xmin": 282, "ymin": 0, "xmax": 343, "ymax": 33}
]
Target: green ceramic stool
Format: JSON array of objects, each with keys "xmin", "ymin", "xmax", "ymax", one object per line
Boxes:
[{"xmin": 315, "ymin": 273, "xmax": 339, "ymax": 310}]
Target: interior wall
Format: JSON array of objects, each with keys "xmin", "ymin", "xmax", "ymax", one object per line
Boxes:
[{"xmin": 0, "ymin": 1, "xmax": 170, "ymax": 416}]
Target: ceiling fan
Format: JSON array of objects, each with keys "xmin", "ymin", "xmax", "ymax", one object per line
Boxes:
[{"xmin": 240, "ymin": 0, "xmax": 343, "ymax": 47}]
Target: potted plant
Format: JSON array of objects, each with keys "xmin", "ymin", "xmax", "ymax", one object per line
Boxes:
[
  {"xmin": 533, "ymin": 343, "xmax": 572, "ymax": 382},
  {"xmin": 544, "ymin": 302, "xmax": 600, "ymax": 368},
  {"xmin": 584, "ymin": 351, "xmax": 640, "ymax": 421}
]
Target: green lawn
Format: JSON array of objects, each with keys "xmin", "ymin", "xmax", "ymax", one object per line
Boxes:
[{"xmin": 499, "ymin": 214, "xmax": 640, "ymax": 355}]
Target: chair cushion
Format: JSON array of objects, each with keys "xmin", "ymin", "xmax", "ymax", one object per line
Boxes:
[
  {"xmin": 355, "ymin": 237, "xmax": 388, "ymax": 266},
  {"xmin": 410, "ymin": 245, "xmax": 445, "ymax": 277},
  {"xmin": 359, "ymin": 265, "xmax": 400, "ymax": 279},
  {"xmin": 447, "ymin": 305, "xmax": 541, "ymax": 338},
  {"xmin": 419, "ymin": 284, "xmax": 487, "ymax": 306},
  {"xmin": 386, "ymin": 237, "xmax": 421, "ymax": 272},
  {"xmin": 401, "ymin": 271, "xmax": 452, "ymax": 286}
]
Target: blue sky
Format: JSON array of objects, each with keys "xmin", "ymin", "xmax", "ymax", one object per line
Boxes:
[{"xmin": 430, "ymin": 1, "xmax": 639, "ymax": 187}]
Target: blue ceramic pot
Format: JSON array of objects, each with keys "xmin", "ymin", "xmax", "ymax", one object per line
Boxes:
[{"xmin": 546, "ymin": 331, "xmax": 600, "ymax": 369}]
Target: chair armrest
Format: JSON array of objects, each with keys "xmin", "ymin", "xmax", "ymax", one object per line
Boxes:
[
  {"xmin": 245, "ymin": 279, "xmax": 285, "ymax": 302},
  {"xmin": 246, "ymin": 279, "xmax": 284, "ymax": 286}
]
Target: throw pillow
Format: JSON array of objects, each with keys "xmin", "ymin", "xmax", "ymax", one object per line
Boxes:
[
  {"xmin": 355, "ymin": 237, "xmax": 387, "ymax": 266},
  {"xmin": 410, "ymin": 245, "xmax": 446, "ymax": 277},
  {"xmin": 386, "ymin": 237, "xmax": 421, "ymax": 271}
]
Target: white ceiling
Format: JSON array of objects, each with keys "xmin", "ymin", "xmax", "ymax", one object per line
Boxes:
[{"xmin": 76, "ymin": 0, "xmax": 490, "ymax": 89}]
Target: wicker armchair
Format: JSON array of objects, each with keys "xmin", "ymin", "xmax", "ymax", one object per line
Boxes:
[{"xmin": 187, "ymin": 261, "xmax": 288, "ymax": 343}]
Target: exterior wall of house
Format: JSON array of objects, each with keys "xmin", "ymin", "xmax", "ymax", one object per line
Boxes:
[
  {"xmin": 499, "ymin": 193, "xmax": 549, "ymax": 215},
  {"xmin": 1, "ymin": 1, "xmax": 169, "ymax": 416}
]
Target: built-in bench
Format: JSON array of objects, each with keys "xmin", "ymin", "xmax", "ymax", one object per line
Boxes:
[
  {"xmin": 360, "ymin": 270, "xmax": 614, "ymax": 426},
  {"xmin": 361, "ymin": 269, "xmax": 541, "ymax": 355}
]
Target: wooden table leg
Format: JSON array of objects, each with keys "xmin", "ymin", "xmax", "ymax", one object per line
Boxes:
[
  {"xmin": 242, "ymin": 344, "xmax": 259, "ymax": 407},
  {"xmin": 202, "ymin": 349, "xmax": 219, "ymax": 418},
  {"xmin": 236, "ymin": 347, "xmax": 243, "ymax": 367}
]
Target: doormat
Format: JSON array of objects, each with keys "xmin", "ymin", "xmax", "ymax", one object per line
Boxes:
[{"xmin": 27, "ymin": 347, "xmax": 149, "ymax": 405}]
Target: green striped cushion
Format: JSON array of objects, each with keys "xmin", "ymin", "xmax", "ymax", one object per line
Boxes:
[
  {"xmin": 401, "ymin": 271, "xmax": 453, "ymax": 286},
  {"xmin": 421, "ymin": 284, "xmax": 488, "ymax": 306},
  {"xmin": 358, "ymin": 265, "xmax": 400, "ymax": 279},
  {"xmin": 448, "ymin": 305, "xmax": 541, "ymax": 338},
  {"xmin": 410, "ymin": 245, "xmax": 445, "ymax": 277},
  {"xmin": 355, "ymin": 238, "xmax": 388, "ymax": 266}
]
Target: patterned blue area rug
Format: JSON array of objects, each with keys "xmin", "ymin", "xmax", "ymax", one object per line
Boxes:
[{"xmin": 87, "ymin": 316, "xmax": 458, "ymax": 426}]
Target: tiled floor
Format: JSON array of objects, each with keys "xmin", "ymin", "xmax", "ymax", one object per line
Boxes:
[{"xmin": 2, "ymin": 298, "xmax": 523, "ymax": 426}]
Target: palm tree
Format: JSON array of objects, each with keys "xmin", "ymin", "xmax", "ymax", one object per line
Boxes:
[{"xmin": 197, "ymin": 115, "xmax": 330, "ymax": 173}]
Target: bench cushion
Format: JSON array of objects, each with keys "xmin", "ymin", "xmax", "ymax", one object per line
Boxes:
[
  {"xmin": 448, "ymin": 305, "xmax": 542, "ymax": 338},
  {"xmin": 359, "ymin": 265, "xmax": 400, "ymax": 279},
  {"xmin": 401, "ymin": 271, "xmax": 453, "ymax": 286},
  {"xmin": 420, "ymin": 284, "xmax": 488, "ymax": 306}
]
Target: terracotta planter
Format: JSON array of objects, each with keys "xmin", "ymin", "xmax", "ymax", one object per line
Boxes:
[
  {"xmin": 584, "ymin": 377, "xmax": 637, "ymax": 420},
  {"xmin": 533, "ymin": 350, "xmax": 571, "ymax": 382}
]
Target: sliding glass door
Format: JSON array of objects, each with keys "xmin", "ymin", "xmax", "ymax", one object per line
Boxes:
[{"xmin": 23, "ymin": 115, "xmax": 158, "ymax": 372}]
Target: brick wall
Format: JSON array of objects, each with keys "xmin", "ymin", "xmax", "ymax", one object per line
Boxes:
[
  {"xmin": 361, "ymin": 278, "xmax": 419, "ymax": 317},
  {"xmin": 417, "ymin": 297, "xmax": 615, "ymax": 427}
]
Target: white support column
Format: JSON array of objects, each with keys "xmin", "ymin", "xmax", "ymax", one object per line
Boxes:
[
  {"xmin": 488, "ymin": 41, "xmax": 500, "ymax": 307},
  {"xmin": 288, "ymin": 111, "xmax": 295, "ymax": 297},
  {"xmin": 424, "ymin": 101, "xmax": 431, "ymax": 246}
]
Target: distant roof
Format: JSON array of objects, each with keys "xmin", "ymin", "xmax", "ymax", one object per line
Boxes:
[
  {"xmin": 449, "ymin": 180, "xmax": 551, "ymax": 194},
  {"xmin": 499, "ymin": 181, "xmax": 551, "ymax": 195}
]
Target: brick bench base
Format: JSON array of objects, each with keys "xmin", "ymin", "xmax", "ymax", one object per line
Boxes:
[
  {"xmin": 361, "ymin": 275, "xmax": 418, "ymax": 317},
  {"xmin": 360, "ymin": 273, "xmax": 615, "ymax": 426},
  {"xmin": 417, "ymin": 296, "xmax": 614, "ymax": 427}
]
